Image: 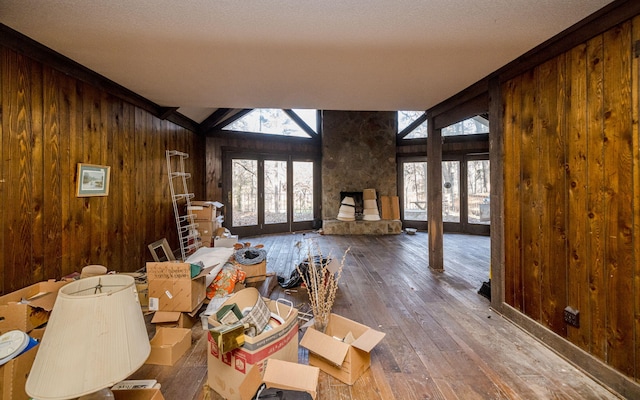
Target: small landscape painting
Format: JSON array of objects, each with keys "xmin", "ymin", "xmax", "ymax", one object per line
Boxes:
[{"xmin": 76, "ymin": 163, "xmax": 110, "ymax": 197}]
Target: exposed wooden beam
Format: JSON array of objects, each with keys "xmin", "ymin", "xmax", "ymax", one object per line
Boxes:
[
  {"xmin": 428, "ymin": 80, "xmax": 489, "ymax": 120},
  {"xmin": 433, "ymin": 93, "xmax": 489, "ymax": 130},
  {"xmin": 494, "ymin": 0, "xmax": 640, "ymax": 83},
  {"xmin": 198, "ymin": 108, "xmax": 234, "ymax": 133},
  {"xmin": 0, "ymin": 23, "xmax": 199, "ymax": 133},
  {"xmin": 283, "ymin": 109, "xmax": 319, "ymax": 138},
  {"xmin": 397, "ymin": 112, "xmax": 428, "ymax": 140},
  {"xmin": 427, "ymin": 0, "xmax": 640, "ymax": 123},
  {"xmin": 200, "ymin": 109, "xmax": 253, "ymax": 135},
  {"xmin": 158, "ymin": 107, "xmax": 179, "ymax": 120}
]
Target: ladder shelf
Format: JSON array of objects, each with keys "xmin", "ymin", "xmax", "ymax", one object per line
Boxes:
[{"xmin": 166, "ymin": 150, "xmax": 201, "ymax": 260}]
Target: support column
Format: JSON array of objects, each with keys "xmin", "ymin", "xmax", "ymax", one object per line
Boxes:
[
  {"xmin": 489, "ymin": 76, "xmax": 504, "ymax": 309},
  {"xmin": 427, "ymin": 114, "xmax": 443, "ymax": 271}
]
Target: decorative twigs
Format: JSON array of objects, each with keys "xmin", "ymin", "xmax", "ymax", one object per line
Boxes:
[{"xmin": 296, "ymin": 239, "xmax": 350, "ymax": 331}]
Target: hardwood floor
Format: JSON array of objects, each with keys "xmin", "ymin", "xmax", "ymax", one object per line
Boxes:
[{"xmin": 130, "ymin": 232, "xmax": 620, "ymax": 399}]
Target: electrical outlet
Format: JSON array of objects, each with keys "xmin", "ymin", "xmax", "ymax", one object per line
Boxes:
[{"xmin": 564, "ymin": 306, "xmax": 580, "ymax": 328}]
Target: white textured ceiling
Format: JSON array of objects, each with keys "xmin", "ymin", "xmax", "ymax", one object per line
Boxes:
[{"xmin": 0, "ymin": 0, "xmax": 614, "ymax": 122}]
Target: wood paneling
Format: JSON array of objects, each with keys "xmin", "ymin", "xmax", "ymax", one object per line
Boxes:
[
  {"xmin": 502, "ymin": 75, "xmax": 522, "ymax": 310},
  {"xmin": 585, "ymin": 32, "xmax": 607, "ymax": 361},
  {"xmin": 566, "ymin": 42, "xmax": 590, "ymax": 351},
  {"xmin": 602, "ymin": 21, "xmax": 634, "ymax": 377},
  {"xmin": 502, "ymin": 19, "xmax": 639, "ymax": 381},
  {"xmin": 633, "ymin": 13, "xmax": 640, "ymax": 388},
  {"xmin": 0, "ymin": 46, "xmax": 205, "ymax": 293}
]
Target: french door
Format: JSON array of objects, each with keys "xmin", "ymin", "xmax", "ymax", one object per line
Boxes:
[
  {"xmin": 223, "ymin": 151, "xmax": 318, "ymax": 237},
  {"xmin": 399, "ymin": 154, "xmax": 490, "ymax": 235}
]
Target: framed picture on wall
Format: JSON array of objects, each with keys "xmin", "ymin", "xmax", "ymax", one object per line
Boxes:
[{"xmin": 76, "ymin": 163, "xmax": 111, "ymax": 197}]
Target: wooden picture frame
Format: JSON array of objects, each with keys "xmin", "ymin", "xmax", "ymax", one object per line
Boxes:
[
  {"xmin": 76, "ymin": 163, "xmax": 111, "ymax": 197},
  {"xmin": 147, "ymin": 238, "xmax": 176, "ymax": 262}
]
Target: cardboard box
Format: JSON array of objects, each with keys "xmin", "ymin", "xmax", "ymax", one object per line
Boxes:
[
  {"xmin": 135, "ymin": 282, "xmax": 149, "ymax": 307},
  {"xmin": 0, "ymin": 280, "xmax": 69, "ymax": 334},
  {"xmin": 146, "ymin": 262, "xmax": 214, "ymax": 312},
  {"xmin": 112, "ymin": 389, "xmax": 165, "ymax": 400},
  {"xmin": 237, "ymin": 260, "xmax": 266, "ymax": 283},
  {"xmin": 151, "ymin": 311, "xmax": 196, "ymax": 329},
  {"xmin": 0, "ymin": 328, "xmax": 45, "ymax": 400},
  {"xmin": 300, "ymin": 313, "xmax": 385, "ymax": 385},
  {"xmin": 214, "ymin": 235, "xmax": 239, "ymax": 248},
  {"xmin": 200, "ymin": 234, "xmax": 213, "ymax": 247},
  {"xmin": 197, "ymin": 221, "xmax": 218, "ymax": 236},
  {"xmin": 262, "ymin": 359, "xmax": 319, "ymax": 399},
  {"xmin": 146, "ymin": 327, "xmax": 191, "ymax": 366},
  {"xmin": 207, "ymin": 291, "xmax": 299, "ymax": 400},
  {"xmin": 188, "ymin": 201, "xmax": 218, "ymax": 221}
]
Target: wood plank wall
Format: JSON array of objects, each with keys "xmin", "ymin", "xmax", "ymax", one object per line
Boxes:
[
  {"xmin": 502, "ymin": 17, "xmax": 639, "ymax": 381},
  {"xmin": 0, "ymin": 46, "xmax": 205, "ymax": 294}
]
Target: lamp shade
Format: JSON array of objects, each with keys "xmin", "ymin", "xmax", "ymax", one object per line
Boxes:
[{"xmin": 26, "ymin": 274, "xmax": 151, "ymax": 400}]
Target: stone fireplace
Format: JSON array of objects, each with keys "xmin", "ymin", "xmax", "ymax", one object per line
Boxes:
[{"xmin": 321, "ymin": 111, "xmax": 402, "ymax": 234}]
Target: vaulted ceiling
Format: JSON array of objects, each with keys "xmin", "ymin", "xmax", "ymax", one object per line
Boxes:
[{"xmin": 0, "ymin": 0, "xmax": 614, "ymax": 123}]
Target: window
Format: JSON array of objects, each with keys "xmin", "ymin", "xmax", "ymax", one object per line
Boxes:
[
  {"xmin": 442, "ymin": 161, "xmax": 460, "ymax": 223},
  {"xmin": 442, "ymin": 116, "xmax": 489, "ymax": 137},
  {"xmin": 398, "ymin": 111, "xmax": 428, "ymax": 139},
  {"xmin": 403, "ymin": 161, "xmax": 427, "ymax": 221},
  {"xmin": 467, "ymin": 160, "xmax": 490, "ymax": 225},
  {"xmin": 223, "ymin": 108, "xmax": 317, "ymax": 137},
  {"xmin": 293, "ymin": 161, "xmax": 314, "ymax": 222}
]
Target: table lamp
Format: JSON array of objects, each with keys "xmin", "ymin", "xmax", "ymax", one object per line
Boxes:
[{"xmin": 26, "ymin": 274, "xmax": 151, "ymax": 400}]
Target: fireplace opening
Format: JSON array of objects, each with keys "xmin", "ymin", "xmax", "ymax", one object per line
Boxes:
[{"xmin": 340, "ymin": 191, "xmax": 364, "ymax": 219}]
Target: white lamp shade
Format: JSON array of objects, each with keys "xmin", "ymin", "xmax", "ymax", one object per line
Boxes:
[{"xmin": 26, "ymin": 274, "xmax": 151, "ymax": 400}]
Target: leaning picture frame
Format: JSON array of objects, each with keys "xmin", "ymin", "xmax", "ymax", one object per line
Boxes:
[{"xmin": 76, "ymin": 163, "xmax": 111, "ymax": 197}]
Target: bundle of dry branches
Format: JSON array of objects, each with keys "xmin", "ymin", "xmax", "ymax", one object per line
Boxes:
[{"xmin": 296, "ymin": 239, "xmax": 350, "ymax": 331}]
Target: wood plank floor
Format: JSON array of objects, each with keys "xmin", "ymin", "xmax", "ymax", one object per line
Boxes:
[{"xmin": 129, "ymin": 232, "xmax": 621, "ymax": 399}]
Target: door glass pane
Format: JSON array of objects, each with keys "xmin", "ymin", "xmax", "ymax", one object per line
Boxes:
[
  {"xmin": 232, "ymin": 159, "xmax": 258, "ymax": 226},
  {"xmin": 293, "ymin": 161, "xmax": 314, "ymax": 222},
  {"xmin": 264, "ymin": 160, "xmax": 287, "ymax": 224},
  {"xmin": 403, "ymin": 161, "xmax": 427, "ymax": 221},
  {"xmin": 468, "ymin": 160, "xmax": 491, "ymax": 225},
  {"xmin": 442, "ymin": 161, "xmax": 460, "ymax": 223}
]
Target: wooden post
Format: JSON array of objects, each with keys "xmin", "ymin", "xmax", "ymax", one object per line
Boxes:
[
  {"xmin": 489, "ymin": 76, "xmax": 504, "ymax": 310},
  {"xmin": 427, "ymin": 114, "xmax": 444, "ymax": 271}
]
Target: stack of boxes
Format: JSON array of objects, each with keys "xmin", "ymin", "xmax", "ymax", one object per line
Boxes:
[
  {"xmin": 187, "ymin": 201, "xmax": 223, "ymax": 247},
  {"xmin": 0, "ymin": 280, "xmax": 69, "ymax": 400},
  {"xmin": 145, "ymin": 262, "xmax": 214, "ymax": 366}
]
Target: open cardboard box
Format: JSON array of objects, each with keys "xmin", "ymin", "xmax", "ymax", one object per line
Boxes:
[
  {"xmin": 146, "ymin": 262, "xmax": 214, "ymax": 312},
  {"xmin": 151, "ymin": 311, "xmax": 196, "ymax": 329},
  {"xmin": 214, "ymin": 235, "xmax": 239, "ymax": 248},
  {"xmin": 0, "ymin": 328, "xmax": 45, "ymax": 400},
  {"xmin": 239, "ymin": 260, "xmax": 266, "ymax": 283},
  {"xmin": 207, "ymin": 288, "xmax": 299, "ymax": 400},
  {"xmin": 262, "ymin": 359, "xmax": 319, "ymax": 399},
  {"xmin": 145, "ymin": 327, "xmax": 191, "ymax": 366},
  {"xmin": 188, "ymin": 201, "xmax": 219, "ymax": 222},
  {"xmin": 300, "ymin": 313, "xmax": 385, "ymax": 385},
  {"xmin": 0, "ymin": 280, "xmax": 69, "ymax": 334}
]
